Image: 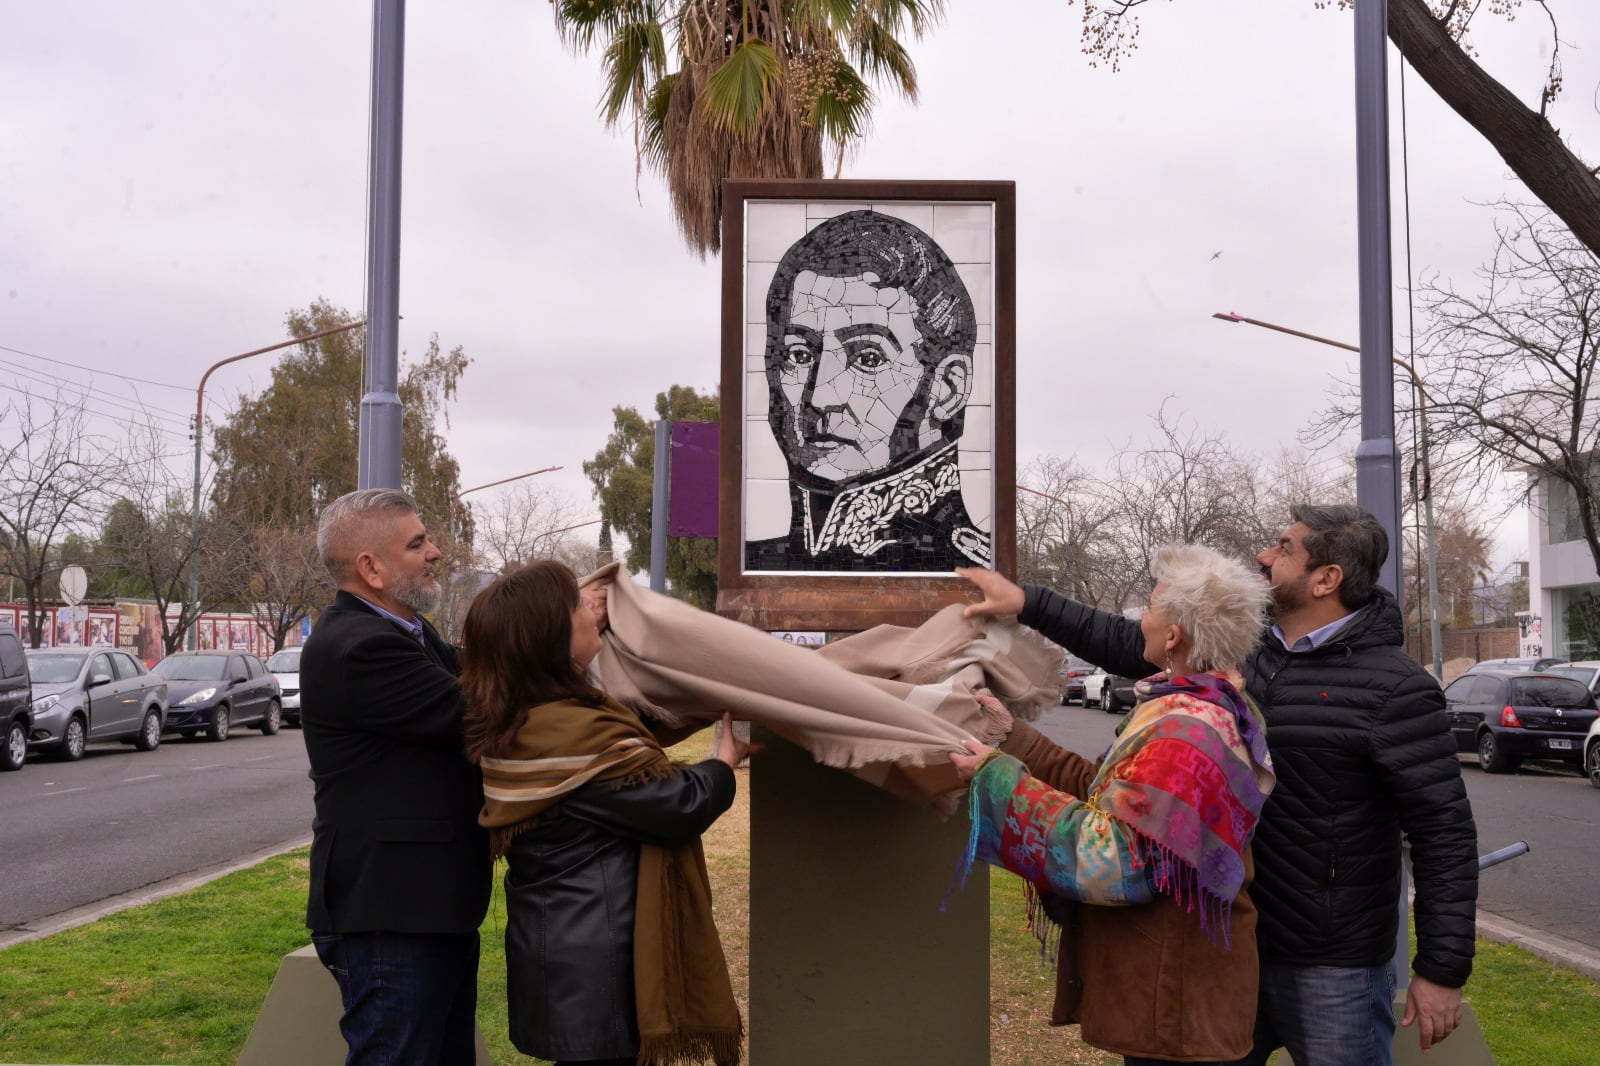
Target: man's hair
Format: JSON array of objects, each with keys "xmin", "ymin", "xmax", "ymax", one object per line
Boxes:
[
  {"xmin": 317, "ymin": 488, "xmax": 420, "ymax": 584},
  {"xmin": 1290, "ymin": 503, "xmax": 1389, "ymax": 610},
  {"xmin": 1150, "ymin": 543, "xmax": 1271, "ymax": 673},
  {"xmin": 764, "ymin": 209, "xmax": 978, "ymax": 369}
]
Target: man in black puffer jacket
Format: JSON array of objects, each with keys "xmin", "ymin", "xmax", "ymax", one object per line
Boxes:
[{"xmin": 961, "ymin": 504, "xmax": 1478, "ymax": 1066}]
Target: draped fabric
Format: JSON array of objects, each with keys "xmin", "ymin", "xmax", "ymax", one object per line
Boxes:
[
  {"xmin": 962, "ymin": 672, "xmax": 1275, "ymax": 940},
  {"xmin": 582, "ymin": 563, "xmax": 1059, "ymax": 816}
]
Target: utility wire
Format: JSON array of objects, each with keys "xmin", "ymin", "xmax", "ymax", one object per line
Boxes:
[
  {"xmin": 0, "ymin": 359, "xmax": 193, "ymax": 427},
  {"xmin": 0, "ymin": 381, "xmax": 191, "ymax": 440},
  {"xmin": 0, "ymin": 342, "xmax": 191, "ymax": 392}
]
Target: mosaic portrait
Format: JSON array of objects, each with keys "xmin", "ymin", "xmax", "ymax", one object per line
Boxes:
[{"xmin": 742, "ymin": 203, "xmax": 996, "ymax": 574}]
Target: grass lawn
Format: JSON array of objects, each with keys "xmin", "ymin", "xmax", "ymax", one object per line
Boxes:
[{"xmin": 2, "ymin": 734, "xmax": 1595, "ymax": 1063}]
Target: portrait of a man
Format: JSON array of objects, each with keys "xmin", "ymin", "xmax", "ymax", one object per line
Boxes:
[{"xmin": 744, "ymin": 208, "xmax": 992, "ymax": 573}]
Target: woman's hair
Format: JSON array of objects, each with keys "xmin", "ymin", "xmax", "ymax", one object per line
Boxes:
[
  {"xmin": 1150, "ymin": 544, "xmax": 1271, "ymax": 673},
  {"xmin": 459, "ymin": 560, "xmax": 604, "ymax": 762}
]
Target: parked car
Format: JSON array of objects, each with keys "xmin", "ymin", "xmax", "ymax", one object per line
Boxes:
[
  {"xmin": 1549, "ymin": 660, "xmax": 1600, "ymax": 697},
  {"xmin": 24, "ymin": 648, "xmax": 169, "ymax": 760},
  {"xmin": 1081, "ymin": 665, "xmax": 1140, "ymax": 714},
  {"xmin": 1056, "ymin": 655, "xmax": 1092, "ymax": 705},
  {"xmin": 0, "ymin": 622, "xmax": 32, "ymax": 772},
  {"xmin": 1464, "ymin": 656, "xmax": 1570, "ymax": 674},
  {"xmin": 1585, "ymin": 717, "xmax": 1600, "ymax": 789},
  {"xmin": 265, "ymin": 648, "xmax": 302, "ymax": 726},
  {"xmin": 1442, "ymin": 668, "xmax": 1598, "ymax": 773},
  {"xmin": 151, "ymin": 651, "xmax": 281, "ymax": 741}
]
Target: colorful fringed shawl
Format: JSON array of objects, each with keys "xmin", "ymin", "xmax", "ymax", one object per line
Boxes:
[
  {"xmin": 961, "ymin": 672, "xmax": 1274, "ymax": 941},
  {"xmin": 479, "ymin": 698, "xmax": 743, "ymax": 1066}
]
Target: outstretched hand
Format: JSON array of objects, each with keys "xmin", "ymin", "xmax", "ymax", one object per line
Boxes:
[
  {"xmin": 956, "ymin": 567, "xmax": 1025, "ymax": 620},
  {"xmin": 950, "ymin": 738, "xmax": 994, "ymax": 782},
  {"xmin": 579, "ymin": 583, "xmax": 610, "ymax": 633},
  {"xmin": 713, "ymin": 712, "xmax": 763, "ymax": 769}
]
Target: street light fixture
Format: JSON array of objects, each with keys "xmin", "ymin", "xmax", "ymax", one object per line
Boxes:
[
  {"xmin": 1212, "ymin": 311, "xmax": 1444, "ymax": 680},
  {"xmin": 188, "ymin": 319, "xmax": 368, "ymax": 650}
]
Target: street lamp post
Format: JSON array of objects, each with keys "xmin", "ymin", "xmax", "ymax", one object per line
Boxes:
[
  {"xmin": 1212, "ymin": 311, "xmax": 1445, "ymax": 680},
  {"xmin": 188, "ymin": 320, "xmax": 368, "ymax": 650}
]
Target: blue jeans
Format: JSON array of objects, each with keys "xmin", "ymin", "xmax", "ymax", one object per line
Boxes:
[
  {"xmin": 1231, "ymin": 962, "xmax": 1397, "ymax": 1066},
  {"xmin": 312, "ymin": 931, "xmax": 480, "ymax": 1066}
]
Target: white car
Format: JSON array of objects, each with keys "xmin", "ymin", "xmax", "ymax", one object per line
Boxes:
[
  {"xmin": 1586, "ymin": 717, "xmax": 1600, "ymax": 789},
  {"xmin": 266, "ymin": 648, "xmax": 302, "ymax": 726},
  {"xmin": 1550, "ymin": 660, "xmax": 1600, "ymax": 698}
]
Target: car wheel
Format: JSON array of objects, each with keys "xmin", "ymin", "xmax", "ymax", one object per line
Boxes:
[
  {"xmin": 1477, "ymin": 730, "xmax": 1515, "ymax": 774},
  {"xmin": 134, "ymin": 709, "xmax": 162, "ymax": 752},
  {"xmin": 1101, "ymin": 686, "xmax": 1117, "ymax": 714},
  {"xmin": 206, "ymin": 705, "xmax": 231, "ymax": 743},
  {"xmin": 58, "ymin": 715, "xmax": 87, "ymax": 761},
  {"xmin": 1586, "ymin": 741, "xmax": 1600, "ymax": 790},
  {"xmin": 2, "ymin": 719, "xmax": 26, "ymax": 771},
  {"xmin": 259, "ymin": 700, "xmax": 281, "ymax": 736}
]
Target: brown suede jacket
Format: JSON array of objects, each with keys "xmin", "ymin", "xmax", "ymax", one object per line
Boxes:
[{"xmin": 999, "ymin": 718, "xmax": 1259, "ymax": 1063}]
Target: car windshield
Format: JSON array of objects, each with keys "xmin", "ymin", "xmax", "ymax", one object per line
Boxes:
[
  {"xmin": 1548, "ymin": 666, "xmax": 1599, "ymax": 687},
  {"xmin": 1508, "ymin": 677, "xmax": 1592, "ymax": 708},
  {"xmin": 152, "ymin": 656, "xmax": 226, "ymax": 681},
  {"xmin": 26, "ymin": 653, "xmax": 85, "ymax": 683},
  {"xmin": 267, "ymin": 650, "xmax": 301, "ymax": 672}
]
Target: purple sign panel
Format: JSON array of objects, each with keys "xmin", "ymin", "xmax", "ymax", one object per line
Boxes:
[{"xmin": 669, "ymin": 420, "xmax": 720, "ymax": 538}]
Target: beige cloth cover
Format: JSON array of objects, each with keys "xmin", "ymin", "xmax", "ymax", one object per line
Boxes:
[{"xmin": 583, "ymin": 563, "xmax": 1059, "ymax": 816}]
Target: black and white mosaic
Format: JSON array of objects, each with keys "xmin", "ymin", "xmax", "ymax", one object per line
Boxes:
[{"xmin": 743, "ymin": 205, "xmax": 994, "ymax": 574}]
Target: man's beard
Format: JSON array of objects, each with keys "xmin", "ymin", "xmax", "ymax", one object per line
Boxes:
[
  {"xmin": 392, "ymin": 572, "xmax": 441, "ymax": 616},
  {"xmin": 1267, "ymin": 570, "xmax": 1308, "ymax": 619}
]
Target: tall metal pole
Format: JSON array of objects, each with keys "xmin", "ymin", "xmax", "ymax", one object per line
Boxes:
[
  {"xmin": 650, "ymin": 420, "xmax": 671, "ymax": 593},
  {"xmin": 1353, "ymin": 0, "xmax": 1403, "ymax": 600},
  {"xmin": 359, "ymin": 0, "xmax": 406, "ymax": 490},
  {"xmin": 1353, "ymin": 0, "xmax": 1412, "ymax": 998}
]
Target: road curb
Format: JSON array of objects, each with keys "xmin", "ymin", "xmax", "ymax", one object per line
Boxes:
[
  {"xmin": 1475, "ymin": 908, "xmax": 1600, "ymax": 980},
  {"xmin": 0, "ymin": 834, "xmax": 311, "ymax": 952}
]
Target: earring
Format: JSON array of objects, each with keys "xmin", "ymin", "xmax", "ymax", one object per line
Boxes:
[{"xmin": 1164, "ymin": 648, "xmax": 1173, "ymax": 678}]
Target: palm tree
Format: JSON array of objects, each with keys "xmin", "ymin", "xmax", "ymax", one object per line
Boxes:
[{"xmin": 550, "ymin": 0, "xmax": 945, "ymax": 256}]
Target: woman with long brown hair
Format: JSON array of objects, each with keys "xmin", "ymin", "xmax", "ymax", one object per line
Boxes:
[{"xmin": 461, "ymin": 560, "xmax": 753, "ymax": 1066}]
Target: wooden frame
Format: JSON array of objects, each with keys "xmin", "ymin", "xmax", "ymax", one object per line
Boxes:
[{"xmin": 716, "ymin": 179, "xmax": 1016, "ymax": 630}]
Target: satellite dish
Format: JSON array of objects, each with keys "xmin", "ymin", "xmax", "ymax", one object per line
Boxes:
[{"xmin": 59, "ymin": 565, "xmax": 88, "ymax": 606}]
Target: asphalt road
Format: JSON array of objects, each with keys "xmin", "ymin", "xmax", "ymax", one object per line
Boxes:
[
  {"xmin": 1, "ymin": 701, "xmax": 1594, "ymax": 960},
  {"xmin": 0, "ymin": 724, "xmax": 313, "ymax": 939},
  {"xmin": 1032, "ymin": 700, "xmax": 1600, "ymax": 956}
]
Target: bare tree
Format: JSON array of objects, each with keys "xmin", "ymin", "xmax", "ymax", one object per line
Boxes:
[
  {"xmin": 470, "ymin": 482, "xmax": 582, "ymax": 573},
  {"xmin": 238, "ymin": 524, "xmax": 329, "ymax": 653},
  {"xmin": 101, "ymin": 422, "xmax": 250, "ymax": 655},
  {"xmin": 1414, "ymin": 203, "xmax": 1600, "ymax": 574},
  {"xmin": 0, "ymin": 392, "xmax": 123, "ymax": 646},
  {"xmin": 1015, "ymin": 455, "xmax": 1127, "ymax": 608},
  {"xmin": 1078, "ymin": 1, "xmax": 1600, "ymax": 260}
]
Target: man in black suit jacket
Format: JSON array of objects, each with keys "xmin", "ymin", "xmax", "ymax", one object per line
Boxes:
[{"xmin": 302, "ymin": 488, "xmax": 490, "ymax": 1065}]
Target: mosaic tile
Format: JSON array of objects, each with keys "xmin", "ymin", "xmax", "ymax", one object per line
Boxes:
[
  {"xmin": 746, "ymin": 201, "xmax": 809, "ymax": 261},
  {"xmin": 933, "ymin": 203, "xmax": 993, "ymax": 264},
  {"xmin": 742, "ymin": 205, "xmax": 996, "ymax": 575}
]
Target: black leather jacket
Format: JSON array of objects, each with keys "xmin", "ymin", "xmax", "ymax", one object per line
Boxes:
[
  {"xmin": 1021, "ymin": 583, "xmax": 1478, "ymax": 988},
  {"xmin": 502, "ymin": 759, "xmax": 736, "ymax": 1062}
]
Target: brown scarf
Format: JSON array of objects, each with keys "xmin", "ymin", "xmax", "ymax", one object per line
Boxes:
[{"xmin": 479, "ymin": 697, "xmax": 743, "ymax": 1066}]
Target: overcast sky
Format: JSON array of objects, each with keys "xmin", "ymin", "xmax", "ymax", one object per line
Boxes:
[{"xmin": 4, "ymin": 1, "xmax": 1597, "ymax": 572}]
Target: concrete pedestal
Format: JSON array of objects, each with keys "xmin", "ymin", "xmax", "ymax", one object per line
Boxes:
[
  {"xmin": 748, "ymin": 726, "xmax": 989, "ymax": 1065},
  {"xmin": 238, "ymin": 944, "xmax": 492, "ymax": 1065}
]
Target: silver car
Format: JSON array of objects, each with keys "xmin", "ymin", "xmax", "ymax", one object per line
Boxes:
[
  {"xmin": 266, "ymin": 648, "xmax": 302, "ymax": 726},
  {"xmin": 25, "ymin": 649, "xmax": 169, "ymax": 760}
]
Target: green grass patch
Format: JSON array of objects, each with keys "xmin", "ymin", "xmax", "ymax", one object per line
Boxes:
[{"xmin": 3, "ymin": 783, "xmax": 1596, "ymax": 1063}]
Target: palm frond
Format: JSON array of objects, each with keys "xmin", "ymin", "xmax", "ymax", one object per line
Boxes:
[
  {"xmin": 640, "ymin": 72, "xmax": 678, "ymax": 173},
  {"xmin": 550, "ymin": 0, "xmax": 652, "ymax": 52},
  {"xmin": 600, "ymin": 18, "xmax": 669, "ymax": 125},
  {"xmin": 699, "ymin": 37, "xmax": 782, "ymax": 135},
  {"xmin": 848, "ymin": 16, "xmax": 918, "ymax": 98},
  {"xmin": 808, "ymin": 57, "xmax": 874, "ymax": 146}
]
